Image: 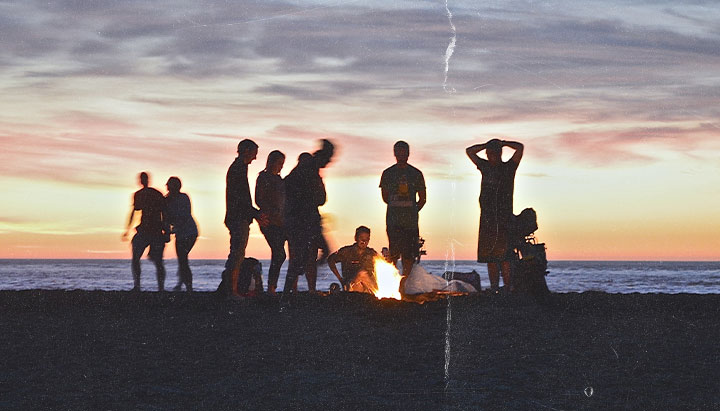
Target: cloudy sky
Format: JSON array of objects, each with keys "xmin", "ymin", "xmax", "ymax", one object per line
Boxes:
[{"xmin": 1, "ymin": 0, "xmax": 719, "ymax": 260}]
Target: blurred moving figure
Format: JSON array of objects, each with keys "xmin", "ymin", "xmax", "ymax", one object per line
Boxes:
[
  {"xmin": 122, "ymin": 171, "xmax": 168, "ymax": 292},
  {"xmin": 165, "ymin": 176, "xmax": 198, "ymax": 293}
]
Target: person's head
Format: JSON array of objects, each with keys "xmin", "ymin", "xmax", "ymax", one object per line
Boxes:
[
  {"xmin": 265, "ymin": 150, "xmax": 285, "ymax": 175},
  {"xmin": 139, "ymin": 171, "xmax": 149, "ymax": 188},
  {"xmin": 237, "ymin": 139, "xmax": 259, "ymax": 165},
  {"xmin": 354, "ymin": 226, "xmax": 371, "ymax": 250},
  {"xmin": 297, "ymin": 152, "xmax": 312, "ymax": 167},
  {"xmin": 166, "ymin": 176, "xmax": 182, "ymax": 195},
  {"xmin": 313, "ymin": 138, "xmax": 335, "ymax": 169},
  {"xmin": 486, "ymin": 138, "xmax": 502, "ymax": 164},
  {"xmin": 393, "ymin": 141, "xmax": 410, "ymax": 165}
]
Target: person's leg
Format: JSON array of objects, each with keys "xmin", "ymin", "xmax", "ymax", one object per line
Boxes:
[
  {"xmin": 173, "ymin": 239, "xmax": 184, "ymax": 291},
  {"xmin": 220, "ymin": 225, "xmax": 250, "ymax": 296},
  {"xmin": 229, "ymin": 225, "xmax": 250, "ymax": 297},
  {"xmin": 487, "ymin": 262, "xmax": 500, "ymax": 291},
  {"xmin": 283, "ymin": 227, "xmax": 308, "ymax": 296},
  {"xmin": 500, "ymin": 260, "xmax": 512, "ymax": 292},
  {"xmin": 176, "ymin": 236, "xmax": 196, "ymax": 292},
  {"xmin": 262, "ymin": 226, "xmax": 286, "ymax": 294},
  {"xmin": 131, "ymin": 233, "xmax": 148, "ymax": 291},
  {"xmin": 149, "ymin": 238, "xmax": 166, "ymax": 292},
  {"xmin": 387, "ymin": 226, "xmax": 401, "ymax": 271},
  {"xmin": 399, "ymin": 228, "xmax": 417, "ymax": 277},
  {"xmin": 305, "ymin": 242, "xmax": 319, "ymax": 292}
]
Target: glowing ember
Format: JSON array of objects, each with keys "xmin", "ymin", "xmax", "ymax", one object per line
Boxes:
[{"xmin": 372, "ymin": 257, "xmax": 403, "ymax": 300}]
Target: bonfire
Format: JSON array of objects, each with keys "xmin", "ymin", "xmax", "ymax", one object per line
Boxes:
[{"xmin": 370, "ymin": 257, "xmax": 403, "ymax": 300}]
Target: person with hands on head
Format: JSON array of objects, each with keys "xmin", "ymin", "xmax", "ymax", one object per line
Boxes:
[{"xmin": 466, "ymin": 138, "xmax": 524, "ymax": 293}]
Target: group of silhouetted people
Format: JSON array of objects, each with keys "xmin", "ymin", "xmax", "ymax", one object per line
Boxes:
[
  {"xmin": 124, "ymin": 137, "xmax": 524, "ymax": 296},
  {"xmin": 122, "ymin": 172, "xmax": 198, "ymax": 292}
]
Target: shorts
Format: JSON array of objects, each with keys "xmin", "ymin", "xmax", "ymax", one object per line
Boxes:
[
  {"xmin": 387, "ymin": 225, "xmax": 419, "ymax": 262},
  {"xmin": 132, "ymin": 231, "xmax": 166, "ymax": 262}
]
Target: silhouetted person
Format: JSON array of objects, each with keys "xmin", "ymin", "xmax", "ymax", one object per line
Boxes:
[
  {"xmin": 380, "ymin": 141, "xmax": 426, "ymax": 277},
  {"xmin": 466, "ymin": 138, "xmax": 524, "ymax": 293},
  {"xmin": 122, "ymin": 171, "xmax": 168, "ymax": 292},
  {"xmin": 218, "ymin": 139, "xmax": 268, "ymax": 299},
  {"xmin": 255, "ymin": 150, "xmax": 286, "ymax": 296},
  {"xmin": 236, "ymin": 257, "xmax": 264, "ymax": 296},
  {"xmin": 283, "ymin": 140, "xmax": 335, "ymax": 296},
  {"xmin": 327, "ymin": 226, "xmax": 378, "ymax": 293},
  {"xmin": 165, "ymin": 176, "xmax": 198, "ymax": 293}
]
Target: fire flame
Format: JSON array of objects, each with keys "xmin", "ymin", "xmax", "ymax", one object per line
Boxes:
[{"xmin": 372, "ymin": 257, "xmax": 403, "ymax": 300}]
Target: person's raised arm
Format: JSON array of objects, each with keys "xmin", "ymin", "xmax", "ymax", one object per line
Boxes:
[
  {"xmin": 503, "ymin": 140, "xmax": 524, "ymax": 164},
  {"xmin": 465, "ymin": 143, "xmax": 487, "ymax": 168}
]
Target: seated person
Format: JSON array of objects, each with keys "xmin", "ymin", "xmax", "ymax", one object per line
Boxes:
[
  {"xmin": 216, "ymin": 257, "xmax": 263, "ymax": 296},
  {"xmin": 327, "ymin": 226, "xmax": 378, "ymax": 293}
]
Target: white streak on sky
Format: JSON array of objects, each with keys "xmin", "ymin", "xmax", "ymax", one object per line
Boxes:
[
  {"xmin": 443, "ymin": 176, "xmax": 457, "ymax": 393},
  {"xmin": 443, "ymin": 0, "xmax": 457, "ymax": 93}
]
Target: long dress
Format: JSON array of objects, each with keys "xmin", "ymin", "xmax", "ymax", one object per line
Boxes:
[{"xmin": 476, "ymin": 159, "xmax": 518, "ymax": 263}]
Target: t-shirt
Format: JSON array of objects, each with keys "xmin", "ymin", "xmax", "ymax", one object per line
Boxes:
[
  {"xmin": 224, "ymin": 158, "xmax": 260, "ymax": 228},
  {"xmin": 379, "ymin": 164, "xmax": 425, "ymax": 229},
  {"xmin": 165, "ymin": 193, "xmax": 198, "ymax": 239},
  {"xmin": 255, "ymin": 170, "xmax": 285, "ymax": 227},
  {"xmin": 327, "ymin": 244, "xmax": 378, "ymax": 283},
  {"xmin": 284, "ymin": 160, "xmax": 325, "ymax": 229},
  {"xmin": 133, "ymin": 187, "xmax": 165, "ymax": 235}
]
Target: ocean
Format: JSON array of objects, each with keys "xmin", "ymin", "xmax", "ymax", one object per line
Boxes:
[{"xmin": 1, "ymin": 259, "xmax": 719, "ymax": 294}]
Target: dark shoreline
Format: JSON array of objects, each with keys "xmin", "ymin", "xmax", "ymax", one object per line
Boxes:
[{"xmin": 1, "ymin": 290, "xmax": 719, "ymax": 409}]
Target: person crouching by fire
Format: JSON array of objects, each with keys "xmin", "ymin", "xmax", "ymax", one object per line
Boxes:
[{"xmin": 327, "ymin": 226, "xmax": 378, "ymax": 293}]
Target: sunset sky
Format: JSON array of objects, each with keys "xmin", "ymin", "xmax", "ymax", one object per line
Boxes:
[{"xmin": 1, "ymin": 0, "xmax": 719, "ymax": 260}]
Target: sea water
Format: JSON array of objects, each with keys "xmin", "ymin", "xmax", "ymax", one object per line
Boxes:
[{"xmin": 1, "ymin": 259, "xmax": 719, "ymax": 294}]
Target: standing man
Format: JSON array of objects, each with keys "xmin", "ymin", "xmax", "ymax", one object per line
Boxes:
[
  {"xmin": 380, "ymin": 141, "xmax": 426, "ymax": 278},
  {"xmin": 219, "ymin": 139, "xmax": 267, "ymax": 298},
  {"xmin": 122, "ymin": 171, "xmax": 168, "ymax": 292}
]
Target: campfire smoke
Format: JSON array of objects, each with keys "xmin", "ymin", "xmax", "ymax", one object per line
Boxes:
[{"xmin": 372, "ymin": 257, "xmax": 403, "ymax": 300}]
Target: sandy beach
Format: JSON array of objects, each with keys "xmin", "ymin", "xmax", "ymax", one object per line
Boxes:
[{"xmin": 0, "ymin": 290, "xmax": 718, "ymax": 410}]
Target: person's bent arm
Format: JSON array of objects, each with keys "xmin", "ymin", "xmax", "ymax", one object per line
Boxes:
[
  {"xmin": 503, "ymin": 140, "xmax": 524, "ymax": 164},
  {"xmin": 466, "ymin": 143, "xmax": 487, "ymax": 168},
  {"xmin": 417, "ymin": 189, "xmax": 426, "ymax": 211},
  {"xmin": 327, "ymin": 253, "xmax": 344, "ymax": 284},
  {"xmin": 381, "ymin": 186, "xmax": 390, "ymax": 204}
]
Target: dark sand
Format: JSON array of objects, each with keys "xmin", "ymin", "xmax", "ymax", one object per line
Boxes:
[{"xmin": 1, "ymin": 290, "xmax": 719, "ymax": 410}]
